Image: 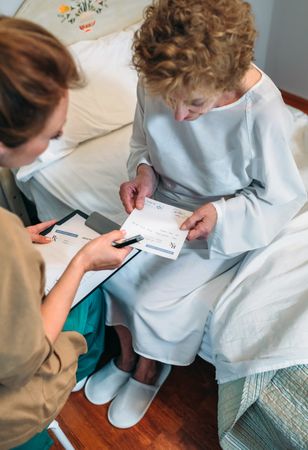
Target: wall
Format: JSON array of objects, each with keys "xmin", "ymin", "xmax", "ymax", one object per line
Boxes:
[
  {"xmin": 249, "ymin": 0, "xmax": 275, "ymax": 70},
  {"xmin": 265, "ymin": 0, "xmax": 308, "ymax": 99},
  {"xmin": 0, "ymin": 0, "xmax": 24, "ymax": 15}
]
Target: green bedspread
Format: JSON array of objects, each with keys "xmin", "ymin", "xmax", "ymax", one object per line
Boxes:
[{"xmin": 218, "ymin": 365, "xmax": 308, "ymax": 449}]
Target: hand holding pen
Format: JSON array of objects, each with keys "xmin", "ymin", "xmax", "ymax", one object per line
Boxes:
[{"xmin": 112, "ymin": 234, "xmax": 144, "ymax": 248}]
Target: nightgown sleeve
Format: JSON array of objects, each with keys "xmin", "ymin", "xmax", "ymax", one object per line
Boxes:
[
  {"xmin": 208, "ymin": 100, "xmax": 307, "ymax": 258},
  {"xmin": 127, "ymin": 81, "xmax": 156, "ymax": 180}
]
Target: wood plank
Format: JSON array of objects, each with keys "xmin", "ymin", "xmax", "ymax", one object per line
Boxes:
[{"xmin": 281, "ymin": 90, "xmax": 308, "ymax": 114}]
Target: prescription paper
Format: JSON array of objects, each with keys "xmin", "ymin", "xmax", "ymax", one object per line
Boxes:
[
  {"xmin": 121, "ymin": 198, "xmax": 191, "ymax": 260},
  {"xmin": 35, "ymin": 213, "xmax": 137, "ymax": 307}
]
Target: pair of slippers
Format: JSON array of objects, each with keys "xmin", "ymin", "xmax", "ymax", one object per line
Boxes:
[{"xmin": 84, "ymin": 358, "xmax": 171, "ymax": 428}]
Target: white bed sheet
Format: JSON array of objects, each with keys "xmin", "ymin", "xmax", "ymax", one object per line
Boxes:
[
  {"xmin": 16, "ymin": 124, "xmax": 133, "ymax": 224},
  {"xmin": 15, "ymin": 106, "xmax": 308, "ymax": 366},
  {"xmin": 212, "ymin": 209, "xmax": 308, "ymax": 382}
]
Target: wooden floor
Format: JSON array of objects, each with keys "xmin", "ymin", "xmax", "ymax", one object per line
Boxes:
[{"xmin": 51, "ymin": 351, "xmax": 220, "ymax": 449}]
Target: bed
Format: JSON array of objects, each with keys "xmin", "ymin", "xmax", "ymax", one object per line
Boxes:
[{"xmin": 7, "ymin": 1, "xmax": 308, "ymax": 448}]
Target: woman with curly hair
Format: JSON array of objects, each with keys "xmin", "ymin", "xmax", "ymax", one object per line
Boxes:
[{"xmin": 85, "ymin": 0, "xmax": 306, "ymax": 428}]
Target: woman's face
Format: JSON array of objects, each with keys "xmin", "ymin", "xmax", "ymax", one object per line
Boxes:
[
  {"xmin": 166, "ymin": 90, "xmax": 220, "ymax": 121},
  {"xmin": 0, "ymin": 93, "xmax": 68, "ymax": 168}
]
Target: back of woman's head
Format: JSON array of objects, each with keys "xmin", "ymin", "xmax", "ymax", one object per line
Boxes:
[
  {"xmin": 133, "ymin": 0, "xmax": 257, "ymax": 99},
  {"xmin": 0, "ymin": 17, "xmax": 81, "ymax": 148}
]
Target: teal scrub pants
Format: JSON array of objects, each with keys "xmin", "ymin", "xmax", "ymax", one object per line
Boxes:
[{"xmin": 12, "ymin": 286, "xmax": 105, "ymax": 450}]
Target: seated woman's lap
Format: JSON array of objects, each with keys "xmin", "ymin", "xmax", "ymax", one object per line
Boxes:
[{"xmin": 103, "ymin": 249, "xmax": 241, "ymax": 365}]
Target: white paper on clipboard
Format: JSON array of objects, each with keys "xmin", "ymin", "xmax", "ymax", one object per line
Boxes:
[{"xmin": 35, "ymin": 212, "xmax": 138, "ymax": 307}]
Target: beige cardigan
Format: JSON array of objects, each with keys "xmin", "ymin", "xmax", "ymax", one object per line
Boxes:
[{"xmin": 0, "ymin": 207, "xmax": 87, "ymax": 449}]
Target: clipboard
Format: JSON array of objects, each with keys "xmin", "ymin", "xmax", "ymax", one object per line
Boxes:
[
  {"xmin": 41, "ymin": 209, "xmax": 88, "ymax": 235},
  {"xmin": 37, "ymin": 210, "xmax": 140, "ymax": 309}
]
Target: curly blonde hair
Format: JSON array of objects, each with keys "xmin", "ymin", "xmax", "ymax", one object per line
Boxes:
[{"xmin": 132, "ymin": 0, "xmax": 257, "ymax": 99}]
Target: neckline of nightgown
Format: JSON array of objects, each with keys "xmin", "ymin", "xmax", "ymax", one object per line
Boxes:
[{"xmin": 211, "ymin": 64, "xmax": 265, "ymax": 112}]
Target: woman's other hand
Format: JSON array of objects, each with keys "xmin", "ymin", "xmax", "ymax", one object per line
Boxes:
[
  {"xmin": 180, "ymin": 203, "xmax": 217, "ymax": 240},
  {"xmin": 27, "ymin": 219, "xmax": 57, "ymax": 244},
  {"xmin": 75, "ymin": 230, "xmax": 132, "ymax": 273},
  {"xmin": 119, "ymin": 164, "xmax": 157, "ymax": 214}
]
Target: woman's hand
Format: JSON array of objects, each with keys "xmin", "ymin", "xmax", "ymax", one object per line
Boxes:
[
  {"xmin": 74, "ymin": 230, "xmax": 132, "ymax": 273},
  {"xmin": 180, "ymin": 203, "xmax": 217, "ymax": 240},
  {"xmin": 42, "ymin": 229, "xmax": 131, "ymax": 343},
  {"xmin": 27, "ymin": 219, "xmax": 57, "ymax": 244},
  {"xmin": 119, "ymin": 164, "xmax": 157, "ymax": 213}
]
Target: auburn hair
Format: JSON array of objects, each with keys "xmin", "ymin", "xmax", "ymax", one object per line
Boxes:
[
  {"xmin": 132, "ymin": 0, "xmax": 257, "ymax": 99},
  {"xmin": 0, "ymin": 17, "xmax": 81, "ymax": 148}
]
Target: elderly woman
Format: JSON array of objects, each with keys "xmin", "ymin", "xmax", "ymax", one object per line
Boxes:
[
  {"xmin": 0, "ymin": 17, "xmax": 131, "ymax": 449},
  {"xmin": 85, "ymin": 0, "xmax": 306, "ymax": 428}
]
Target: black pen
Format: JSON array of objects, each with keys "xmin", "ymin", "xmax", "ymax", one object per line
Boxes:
[{"xmin": 112, "ymin": 234, "xmax": 144, "ymax": 248}]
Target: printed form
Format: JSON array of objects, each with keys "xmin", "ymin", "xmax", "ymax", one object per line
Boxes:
[
  {"xmin": 121, "ymin": 198, "xmax": 191, "ymax": 260},
  {"xmin": 34, "ymin": 213, "xmax": 137, "ymax": 308}
]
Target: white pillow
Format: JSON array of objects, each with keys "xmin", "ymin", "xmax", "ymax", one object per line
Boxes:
[
  {"xmin": 66, "ymin": 28, "xmax": 138, "ymax": 143},
  {"xmin": 16, "ymin": 27, "xmax": 138, "ymax": 182}
]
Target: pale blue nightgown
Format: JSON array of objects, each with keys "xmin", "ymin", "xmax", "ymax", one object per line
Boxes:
[{"xmin": 104, "ymin": 68, "xmax": 307, "ymax": 377}]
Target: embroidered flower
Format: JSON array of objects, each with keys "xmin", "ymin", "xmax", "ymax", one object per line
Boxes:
[
  {"xmin": 58, "ymin": 4, "xmax": 71, "ymax": 14},
  {"xmin": 57, "ymin": 1, "xmax": 107, "ymax": 26}
]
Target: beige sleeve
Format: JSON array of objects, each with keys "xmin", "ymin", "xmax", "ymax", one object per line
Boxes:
[{"xmin": 0, "ymin": 209, "xmax": 86, "ymax": 388}]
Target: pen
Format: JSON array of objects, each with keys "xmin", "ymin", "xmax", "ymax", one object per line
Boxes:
[{"xmin": 112, "ymin": 234, "xmax": 144, "ymax": 248}]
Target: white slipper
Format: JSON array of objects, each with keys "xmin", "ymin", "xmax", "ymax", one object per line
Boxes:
[
  {"xmin": 84, "ymin": 358, "xmax": 132, "ymax": 405},
  {"xmin": 71, "ymin": 376, "xmax": 87, "ymax": 392},
  {"xmin": 108, "ymin": 363, "xmax": 171, "ymax": 428}
]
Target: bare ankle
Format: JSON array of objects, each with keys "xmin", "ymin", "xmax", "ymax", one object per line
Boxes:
[
  {"xmin": 116, "ymin": 355, "xmax": 136, "ymax": 373},
  {"xmin": 133, "ymin": 360, "xmax": 161, "ymax": 385}
]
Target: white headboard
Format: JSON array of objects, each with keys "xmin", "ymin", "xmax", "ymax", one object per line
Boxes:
[{"xmin": 14, "ymin": 0, "xmax": 150, "ymax": 45}]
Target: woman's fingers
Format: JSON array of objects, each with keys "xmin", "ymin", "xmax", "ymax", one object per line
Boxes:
[
  {"xmin": 26, "ymin": 219, "xmax": 57, "ymax": 244},
  {"xmin": 187, "ymin": 219, "xmax": 211, "ymax": 240},
  {"xmin": 78, "ymin": 229, "xmax": 132, "ymax": 272},
  {"xmin": 34, "ymin": 219, "xmax": 57, "ymax": 232},
  {"xmin": 119, "ymin": 179, "xmax": 153, "ymax": 213},
  {"xmin": 181, "ymin": 209, "xmax": 203, "ymax": 231},
  {"xmin": 181, "ymin": 203, "xmax": 217, "ymax": 240},
  {"xmin": 30, "ymin": 234, "xmax": 53, "ymax": 244},
  {"xmin": 119, "ymin": 182, "xmax": 137, "ymax": 213}
]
